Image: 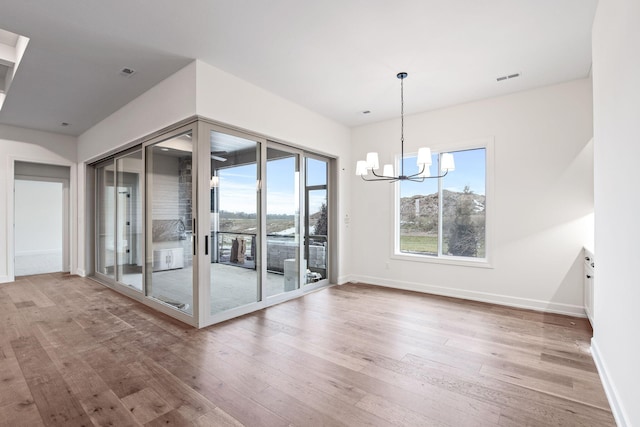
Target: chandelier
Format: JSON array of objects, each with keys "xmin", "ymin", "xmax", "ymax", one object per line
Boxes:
[{"xmin": 355, "ymin": 72, "xmax": 455, "ymax": 182}]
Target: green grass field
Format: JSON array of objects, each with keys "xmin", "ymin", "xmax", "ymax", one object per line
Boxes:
[
  {"xmin": 400, "ymin": 235, "xmax": 438, "ymax": 254},
  {"xmin": 400, "ymin": 234, "xmax": 485, "ymax": 257}
]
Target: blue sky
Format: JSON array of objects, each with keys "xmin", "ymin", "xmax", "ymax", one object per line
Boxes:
[
  {"xmin": 217, "ymin": 150, "xmax": 482, "ymax": 213},
  {"xmin": 218, "ymin": 157, "xmax": 327, "ymax": 215},
  {"xmin": 400, "ymin": 148, "xmax": 486, "ymax": 198}
]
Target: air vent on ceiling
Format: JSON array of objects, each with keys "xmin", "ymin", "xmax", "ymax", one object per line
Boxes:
[
  {"xmin": 497, "ymin": 73, "xmax": 520, "ymax": 82},
  {"xmin": 120, "ymin": 67, "xmax": 136, "ymax": 77}
]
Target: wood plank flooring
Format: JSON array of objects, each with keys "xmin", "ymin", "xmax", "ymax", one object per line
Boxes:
[{"xmin": 0, "ymin": 273, "xmax": 615, "ymax": 426}]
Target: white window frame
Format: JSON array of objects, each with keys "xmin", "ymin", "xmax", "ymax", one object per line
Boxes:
[{"xmin": 391, "ymin": 137, "xmax": 494, "ymax": 268}]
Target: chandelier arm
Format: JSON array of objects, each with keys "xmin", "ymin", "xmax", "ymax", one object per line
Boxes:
[
  {"xmin": 405, "ymin": 164, "xmax": 426, "ymax": 179},
  {"xmin": 405, "ymin": 168, "xmax": 450, "ymax": 180},
  {"xmin": 360, "ymin": 174, "xmax": 395, "ymax": 182},
  {"xmin": 369, "ymin": 168, "xmax": 389, "ymax": 178},
  {"xmin": 406, "ymin": 171, "xmax": 425, "ymax": 179}
]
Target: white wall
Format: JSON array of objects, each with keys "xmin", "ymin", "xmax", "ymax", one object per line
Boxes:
[
  {"xmin": 351, "ymin": 79, "xmax": 593, "ymax": 315},
  {"xmin": 592, "ymin": 0, "xmax": 640, "ymax": 425},
  {"xmin": 195, "ymin": 61, "xmax": 352, "ymax": 282},
  {"xmin": 0, "ymin": 124, "xmax": 77, "ymax": 282}
]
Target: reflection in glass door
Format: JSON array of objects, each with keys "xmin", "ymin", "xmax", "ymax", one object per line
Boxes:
[
  {"xmin": 209, "ymin": 129, "xmax": 261, "ymax": 315},
  {"xmin": 96, "ymin": 162, "xmax": 116, "ymax": 279},
  {"xmin": 305, "ymin": 157, "xmax": 329, "ymax": 285},
  {"xmin": 146, "ymin": 131, "xmax": 194, "ymax": 315},
  {"xmin": 265, "ymin": 146, "xmax": 301, "ymax": 297},
  {"xmin": 96, "ymin": 162, "xmax": 115, "ymax": 279},
  {"xmin": 115, "ymin": 151, "xmax": 143, "ymax": 291}
]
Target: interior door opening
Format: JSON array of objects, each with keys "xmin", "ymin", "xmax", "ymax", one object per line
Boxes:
[
  {"xmin": 14, "ymin": 179, "xmax": 65, "ymax": 276},
  {"xmin": 14, "ymin": 161, "xmax": 71, "ymax": 278}
]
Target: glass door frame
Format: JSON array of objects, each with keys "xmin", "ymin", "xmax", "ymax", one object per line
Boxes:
[
  {"xmin": 93, "ymin": 146, "xmax": 145, "ymax": 301},
  {"xmin": 142, "ymin": 122, "xmax": 200, "ymax": 327},
  {"xmin": 198, "ymin": 121, "xmax": 269, "ymax": 326},
  {"xmin": 198, "ymin": 123, "xmax": 312, "ymax": 327},
  {"xmin": 302, "ymin": 152, "xmax": 332, "ymax": 291},
  {"xmin": 263, "ymin": 141, "xmax": 306, "ymax": 304}
]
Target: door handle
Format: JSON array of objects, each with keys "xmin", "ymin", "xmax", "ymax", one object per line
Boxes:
[
  {"xmin": 205, "ymin": 235, "xmax": 209, "ymax": 255},
  {"xmin": 192, "ymin": 218, "xmax": 197, "ymax": 255}
]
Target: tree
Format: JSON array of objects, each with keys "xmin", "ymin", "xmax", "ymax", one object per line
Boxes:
[
  {"xmin": 447, "ymin": 186, "xmax": 478, "ymax": 257},
  {"xmin": 314, "ymin": 203, "xmax": 328, "ymax": 236}
]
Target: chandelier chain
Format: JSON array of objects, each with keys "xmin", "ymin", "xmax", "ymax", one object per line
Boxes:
[{"xmin": 400, "ymin": 75, "xmax": 404, "ymax": 177}]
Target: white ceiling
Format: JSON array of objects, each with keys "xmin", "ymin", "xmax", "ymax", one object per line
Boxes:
[{"xmin": 0, "ymin": 0, "xmax": 598, "ymax": 136}]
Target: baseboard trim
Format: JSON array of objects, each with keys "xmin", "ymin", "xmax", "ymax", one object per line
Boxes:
[
  {"xmin": 336, "ymin": 275, "xmax": 353, "ymax": 285},
  {"xmin": 591, "ymin": 338, "xmax": 629, "ymax": 427},
  {"xmin": 0, "ymin": 275, "xmax": 12, "ymax": 284},
  {"xmin": 350, "ymin": 274, "xmax": 586, "ymax": 317},
  {"xmin": 76, "ymin": 269, "xmax": 87, "ymax": 277}
]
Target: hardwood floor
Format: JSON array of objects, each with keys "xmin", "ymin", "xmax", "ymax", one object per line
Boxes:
[{"xmin": 0, "ymin": 273, "xmax": 614, "ymax": 426}]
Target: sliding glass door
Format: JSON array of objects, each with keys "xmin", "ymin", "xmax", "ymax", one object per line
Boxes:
[
  {"xmin": 304, "ymin": 156, "xmax": 330, "ymax": 286},
  {"xmin": 265, "ymin": 145, "xmax": 302, "ymax": 298},
  {"xmin": 145, "ymin": 129, "xmax": 194, "ymax": 315},
  {"xmin": 96, "ymin": 162, "xmax": 115, "ymax": 279},
  {"xmin": 94, "ymin": 118, "xmax": 334, "ymax": 327},
  {"xmin": 115, "ymin": 150, "xmax": 143, "ymax": 291},
  {"xmin": 208, "ymin": 128, "xmax": 262, "ymax": 315},
  {"xmin": 95, "ymin": 149, "xmax": 143, "ymax": 293}
]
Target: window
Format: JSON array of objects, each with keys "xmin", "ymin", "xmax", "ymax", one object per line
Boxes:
[{"xmin": 397, "ymin": 145, "xmax": 487, "ymax": 262}]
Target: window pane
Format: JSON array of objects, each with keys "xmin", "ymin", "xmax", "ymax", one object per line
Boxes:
[
  {"xmin": 265, "ymin": 147, "xmax": 300, "ymax": 297},
  {"xmin": 399, "ymin": 154, "xmax": 438, "ymax": 255},
  {"xmin": 442, "ymin": 148, "xmax": 486, "ymax": 257},
  {"xmin": 306, "ymin": 158, "xmax": 327, "ymax": 187}
]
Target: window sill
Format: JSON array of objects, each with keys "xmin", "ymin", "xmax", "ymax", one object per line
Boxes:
[{"xmin": 391, "ymin": 252, "xmax": 493, "ymax": 269}]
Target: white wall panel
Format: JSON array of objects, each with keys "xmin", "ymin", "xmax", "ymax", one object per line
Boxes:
[{"xmin": 592, "ymin": 0, "xmax": 640, "ymax": 424}]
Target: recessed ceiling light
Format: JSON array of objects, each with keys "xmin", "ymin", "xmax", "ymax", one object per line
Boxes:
[
  {"xmin": 120, "ymin": 67, "xmax": 136, "ymax": 77},
  {"xmin": 161, "ymin": 148, "xmax": 169, "ymax": 151}
]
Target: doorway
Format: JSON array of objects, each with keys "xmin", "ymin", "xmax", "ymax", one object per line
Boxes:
[{"xmin": 14, "ymin": 162, "xmax": 71, "ymax": 276}]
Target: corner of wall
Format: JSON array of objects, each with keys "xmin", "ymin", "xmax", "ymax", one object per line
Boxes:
[{"xmin": 591, "ymin": 338, "xmax": 631, "ymax": 427}]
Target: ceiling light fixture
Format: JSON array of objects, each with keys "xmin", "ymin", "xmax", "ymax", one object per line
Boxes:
[{"xmin": 355, "ymin": 72, "xmax": 454, "ymax": 182}]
